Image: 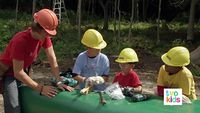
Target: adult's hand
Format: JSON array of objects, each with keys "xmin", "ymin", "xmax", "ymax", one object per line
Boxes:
[
  {"xmin": 40, "ymin": 85, "xmax": 58, "ymax": 98},
  {"xmin": 57, "ymin": 82, "xmax": 74, "ymax": 92}
]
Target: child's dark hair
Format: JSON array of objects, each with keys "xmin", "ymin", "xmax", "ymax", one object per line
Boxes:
[
  {"xmin": 128, "ymin": 62, "xmax": 135, "ymax": 65},
  {"xmin": 31, "ymin": 22, "xmax": 43, "ymax": 32}
]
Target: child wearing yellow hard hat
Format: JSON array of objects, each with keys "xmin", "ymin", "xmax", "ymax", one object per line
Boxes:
[
  {"xmin": 156, "ymin": 46, "xmax": 197, "ymax": 101},
  {"xmin": 72, "ymin": 29, "xmax": 110, "ymax": 92},
  {"xmin": 113, "ymin": 48, "xmax": 142, "ymax": 93}
]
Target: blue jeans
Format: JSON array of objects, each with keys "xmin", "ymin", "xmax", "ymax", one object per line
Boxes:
[{"xmin": 3, "ymin": 76, "xmax": 21, "ymax": 113}]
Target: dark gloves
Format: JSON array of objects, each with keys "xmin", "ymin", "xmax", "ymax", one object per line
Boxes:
[
  {"xmin": 122, "ymin": 87, "xmax": 135, "ymax": 97},
  {"xmin": 121, "ymin": 87, "xmax": 151, "ymax": 102},
  {"xmin": 130, "ymin": 93, "xmax": 151, "ymax": 102},
  {"xmin": 51, "ymin": 69, "xmax": 78, "ymax": 87},
  {"xmin": 59, "ymin": 76, "xmax": 78, "ymax": 87}
]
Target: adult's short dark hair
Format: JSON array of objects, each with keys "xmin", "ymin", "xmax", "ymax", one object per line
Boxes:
[{"xmin": 31, "ymin": 22, "xmax": 44, "ymax": 32}]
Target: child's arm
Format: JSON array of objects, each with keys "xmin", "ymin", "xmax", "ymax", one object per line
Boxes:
[
  {"xmin": 73, "ymin": 74, "xmax": 86, "ymax": 83},
  {"xmin": 133, "ymin": 85, "xmax": 142, "ymax": 93},
  {"xmin": 157, "ymin": 85, "xmax": 165, "ymax": 96},
  {"xmin": 102, "ymin": 75, "xmax": 109, "ymax": 82},
  {"xmin": 132, "ymin": 72, "xmax": 142, "ymax": 93},
  {"xmin": 157, "ymin": 66, "xmax": 166, "ymax": 96}
]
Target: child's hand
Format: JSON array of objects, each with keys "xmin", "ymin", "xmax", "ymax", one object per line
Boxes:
[
  {"xmin": 182, "ymin": 95, "xmax": 192, "ymax": 104},
  {"xmin": 86, "ymin": 76, "xmax": 104, "ymax": 86}
]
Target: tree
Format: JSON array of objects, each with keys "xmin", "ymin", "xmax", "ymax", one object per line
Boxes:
[
  {"xmin": 99, "ymin": 0, "xmax": 110, "ymax": 30},
  {"xmin": 156, "ymin": 0, "xmax": 162, "ymax": 44},
  {"xmin": 32, "ymin": 0, "xmax": 37, "ymax": 14},
  {"xmin": 77, "ymin": 0, "xmax": 82, "ymax": 39},
  {"xmin": 15, "ymin": 0, "xmax": 19, "ymax": 32},
  {"xmin": 142, "ymin": 0, "xmax": 149, "ymax": 21},
  {"xmin": 86, "ymin": 0, "xmax": 95, "ymax": 18},
  {"xmin": 113, "ymin": 0, "xmax": 117, "ymax": 42},
  {"xmin": 128, "ymin": 0, "xmax": 134, "ymax": 39},
  {"xmin": 187, "ymin": 0, "xmax": 198, "ymax": 40},
  {"xmin": 117, "ymin": 0, "xmax": 121, "ymax": 39}
]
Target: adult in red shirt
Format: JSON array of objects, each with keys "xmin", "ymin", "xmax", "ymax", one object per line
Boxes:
[
  {"xmin": 0, "ymin": 9, "xmax": 74, "ymax": 113},
  {"xmin": 113, "ymin": 48, "xmax": 142, "ymax": 93}
]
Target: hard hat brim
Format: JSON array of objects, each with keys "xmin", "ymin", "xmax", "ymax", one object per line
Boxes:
[
  {"xmin": 161, "ymin": 53, "xmax": 173, "ymax": 66},
  {"xmin": 115, "ymin": 59, "xmax": 139, "ymax": 63},
  {"xmin": 90, "ymin": 41, "xmax": 107, "ymax": 49},
  {"xmin": 45, "ymin": 29, "xmax": 57, "ymax": 36}
]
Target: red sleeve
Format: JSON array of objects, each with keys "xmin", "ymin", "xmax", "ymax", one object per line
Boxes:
[
  {"xmin": 11, "ymin": 39, "xmax": 26, "ymax": 61},
  {"xmin": 157, "ymin": 85, "xmax": 165, "ymax": 96},
  {"xmin": 132, "ymin": 71, "xmax": 142, "ymax": 87},
  {"xmin": 42, "ymin": 37, "xmax": 52, "ymax": 48}
]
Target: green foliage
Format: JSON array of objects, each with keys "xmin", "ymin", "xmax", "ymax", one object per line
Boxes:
[
  {"xmin": 0, "ymin": 18, "xmax": 31, "ymax": 51},
  {"xmin": 0, "ymin": 10, "xmax": 199, "ymax": 77},
  {"xmin": 171, "ymin": 38, "xmax": 187, "ymax": 47},
  {"xmin": 0, "ymin": 10, "xmax": 16, "ymax": 19},
  {"xmin": 167, "ymin": 22, "xmax": 187, "ymax": 32},
  {"xmin": 151, "ymin": 42, "xmax": 170, "ymax": 57},
  {"xmin": 172, "ymin": 12, "xmax": 189, "ymax": 23}
]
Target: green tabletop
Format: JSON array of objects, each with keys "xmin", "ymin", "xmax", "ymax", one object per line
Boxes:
[{"xmin": 19, "ymin": 86, "xmax": 200, "ymax": 113}]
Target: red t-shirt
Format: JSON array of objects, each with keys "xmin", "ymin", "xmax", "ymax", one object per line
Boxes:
[
  {"xmin": 0, "ymin": 28, "xmax": 52, "ymax": 75},
  {"xmin": 113, "ymin": 69, "xmax": 142, "ymax": 88}
]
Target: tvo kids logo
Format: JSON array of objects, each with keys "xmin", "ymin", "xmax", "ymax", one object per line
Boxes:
[{"xmin": 164, "ymin": 88, "xmax": 182, "ymax": 105}]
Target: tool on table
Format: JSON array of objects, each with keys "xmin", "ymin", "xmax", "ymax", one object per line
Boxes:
[
  {"xmin": 80, "ymin": 86, "xmax": 92, "ymax": 95},
  {"xmin": 122, "ymin": 87, "xmax": 151, "ymax": 102},
  {"xmin": 98, "ymin": 91, "xmax": 106, "ymax": 105},
  {"xmin": 80, "ymin": 76, "xmax": 105, "ymax": 95}
]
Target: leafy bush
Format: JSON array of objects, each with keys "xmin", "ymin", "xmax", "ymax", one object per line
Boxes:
[{"xmin": 171, "ymin": 38, "xmax": 187, "ymax": 47}]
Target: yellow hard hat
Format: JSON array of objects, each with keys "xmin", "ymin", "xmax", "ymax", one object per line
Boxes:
[
  {"xmin": 161, "ymin": 46, "xmax": 190, "ymax": 66},
  {"xmin": 81, "ymin": 29, "xmax": 107, "ymax": 49},
  {"xmin": 115, "ymin": 48, "xmax": 139, "ymax": 63}
]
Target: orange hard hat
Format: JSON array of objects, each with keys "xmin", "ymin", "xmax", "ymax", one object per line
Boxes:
[{"xmin": 33, "ymin": 9, "xmax": 58, "ymax": 35}]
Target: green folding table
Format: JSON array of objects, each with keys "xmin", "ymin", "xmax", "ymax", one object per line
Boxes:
[{"xmin": 19, "ymin": 86, "xmax": 200, "ymax": 113}]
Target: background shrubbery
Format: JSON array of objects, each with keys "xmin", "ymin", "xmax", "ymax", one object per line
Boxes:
[{"xmin": 0, "ymin": 10, "xmax": 199, "ymax": 76}]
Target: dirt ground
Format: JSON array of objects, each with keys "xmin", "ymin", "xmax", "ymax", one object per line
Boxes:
[{"xmin": 0, "ymin": 52, "xmax": 200, "ymax": 113}]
